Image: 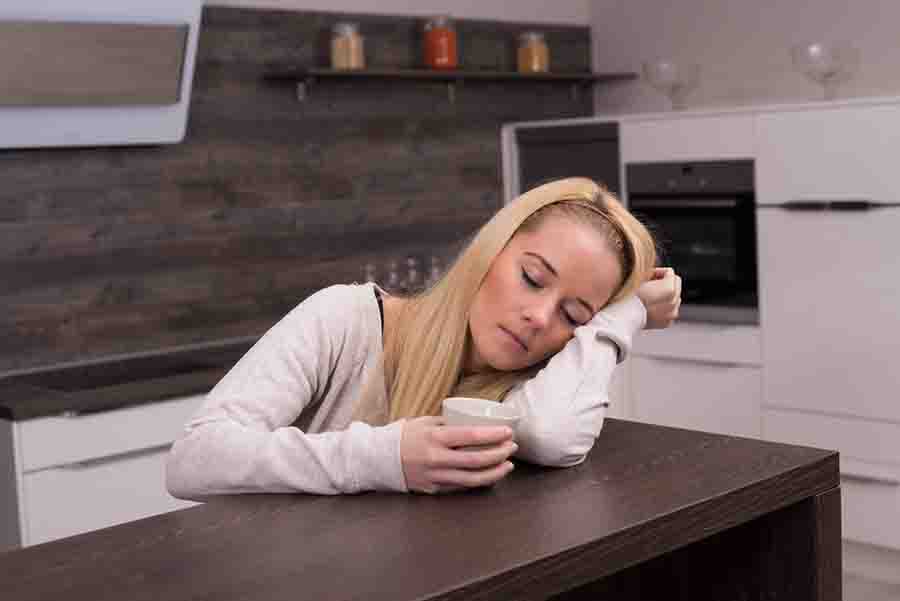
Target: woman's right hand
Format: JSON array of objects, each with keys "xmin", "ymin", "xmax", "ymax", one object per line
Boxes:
[
  {"xmin": 400, "ymin": 416, "xmax": 517, "ymax": 494},
  {"xmin": 637, "ymin": 267, "xmax": 682, "ymax": 329}
]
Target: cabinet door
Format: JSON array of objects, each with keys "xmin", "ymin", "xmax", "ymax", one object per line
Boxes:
[
  {"xmin": 607, "ymin": 362, "xmax": 628, "ymax": 419},
  {"xmin": 756, "ymin": 103, "xmax": 900, "ymax": 203},
  {"xmin": 22, "ymin": 446, "xmax": 196, "ymax": 546},
  {"xmin": 19, "ymin": 394, "xmax": 205, "ymax": 472},
  {"xmin": 621, "ymin": 114, "xmax": 755, "ymax": 164},
  {"xmin": 757, "ymin": 208, "xmax": 900, "ymax": 421},
  {"xmin": 516, "ymin": 122, "xmax": 620, "ymax": 196},
  {"xmin": 630, "ymin": 356, "xmax": 761, "ymax": 438}
]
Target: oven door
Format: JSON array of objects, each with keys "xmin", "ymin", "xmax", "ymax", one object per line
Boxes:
[{"xmin": 628, "ymin": 195, "xmax": 759, "ymax": 325}]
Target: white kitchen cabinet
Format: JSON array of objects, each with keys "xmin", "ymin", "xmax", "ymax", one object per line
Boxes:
[
  {"xmin": 606, "ymin": 363, "xmax": 628, "ymax": 419},
  {"xmin": 756, "ymin": 103, "xmax": 900, "ymax": 203},
  {"xmin": 841, "ymin": 468, "xmax": 900, "ymax": 550},
  {"xmin": 756, "ymin": 208, "xmax": 900, "ymax": 422},
  {"xmin": 630, "ymin": 356, "xmax": 762, "ymax": 439},
  {"xmin": 620, "ymin": 113, "xmax": 755, "ymax": 164},
  {"xmin": 625, "ymin": 322, "xmax": 762, "ymax": 437},
  {"xmin": 24, "ymin": 446, "xmax": 188, "ymax": 546},
  {"xmin": 765, "ymin": 407, "xmax": 900, "ymax": 549},
  {"xmin": 753, "ymin": 98, "xmax": 900, "ymax": 552},
  {"xmin": 1, "ymin": 393, "xmax": 204, "ymax": 548}
]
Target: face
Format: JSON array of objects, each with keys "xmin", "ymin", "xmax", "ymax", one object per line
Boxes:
[{"xmin": 466, "ymin": 215, "xmax": 624, "ymax": 373}]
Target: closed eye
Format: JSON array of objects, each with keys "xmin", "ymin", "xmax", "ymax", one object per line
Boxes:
[
  {"xmin": 563, "ymin": 311, "xmax": 581, "ymax": 327},
  {"xmin": 523, "ymin": 269, "xmax": 586, "ymax": 327},
  {"xmin": 521, "ymin": 269, "xmax": 541, "ymax": 289}
]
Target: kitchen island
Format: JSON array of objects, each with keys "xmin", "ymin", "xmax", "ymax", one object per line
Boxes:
[{"xmin": 0, "ymin": 418, "xmax": 840, "ymax": 601}]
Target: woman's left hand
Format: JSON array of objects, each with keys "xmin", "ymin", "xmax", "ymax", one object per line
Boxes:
[{"xmin": 636, "ymin": 267, "xmax": 682, "ymax": 329}]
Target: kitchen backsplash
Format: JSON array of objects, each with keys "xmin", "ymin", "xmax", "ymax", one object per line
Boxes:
[{"xmin": 0, "ymin": 5, "xmax": 593, "ymax": 374}]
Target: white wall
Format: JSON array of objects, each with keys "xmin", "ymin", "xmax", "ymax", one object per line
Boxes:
[
  {"xmin": 590, "ymin": 0, "xmax": 900, "ymax": 113},
  {"xmin": 209, "ymin": 0, "xmax": 591, "ymax": 24}
]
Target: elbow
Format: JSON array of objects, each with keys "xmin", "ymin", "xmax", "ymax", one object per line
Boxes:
[
  {"xmin": 165, "ymin": 437, "xmax": 208, "ymax": 502},
  {"xmin": 514, "ymin": 420, "xmax": 598, "ymax": 468}
]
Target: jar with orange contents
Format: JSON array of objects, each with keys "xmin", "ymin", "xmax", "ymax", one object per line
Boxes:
[{"xmin": 423, "ymin": 15, "xmax": 458, "ymax": 69}]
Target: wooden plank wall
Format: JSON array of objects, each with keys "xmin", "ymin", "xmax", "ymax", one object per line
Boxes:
[{"xmin": 0, "ymin": 5, "xmax": 595, "ymax": 373}]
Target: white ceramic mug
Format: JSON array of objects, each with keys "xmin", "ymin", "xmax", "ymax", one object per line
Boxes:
[{"xmin": 441, "ymin": 396, "xmax": 521, "ymax": 442}]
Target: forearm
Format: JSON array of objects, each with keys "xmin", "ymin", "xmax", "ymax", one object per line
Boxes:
[
  {"xmin": 166, "ymin": 417, "xmax": 407, "ymax": 499},
  {"xmin": 504, "ymin": 295, "xmax": 646, "ymax": 466}
]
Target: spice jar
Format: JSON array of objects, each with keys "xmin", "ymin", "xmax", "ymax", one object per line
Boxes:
[
  {"xmin": 331, "ymin": 22, "xmax": 365, "ymax": 70},
  {"xmin": 517, "ymin": 31, "xmax": 549, "ymax": 73},
  {"xmin": 424, "ymin": 15, "xmax": 458, "ymax": 69}
]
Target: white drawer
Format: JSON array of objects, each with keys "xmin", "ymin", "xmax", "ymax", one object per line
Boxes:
[
  {"xmin": 22, "ymin": 446, "xmax": 197, "ymax": 546},
  {"xmin": 631, "ymin": 356, "xmax": 762, "ymax": 439},
  {"xmin": 841, "ymin": 465, "xmax": 900, "ymax": 550},
  {"xmin": 621, "ymin": 113, "xmax": 755, "ymax": 164},
  {"xmin": 18, "ymin": 394, "xmax": 205, "ymax": 473},
  {"xmin": 763, "ymin": 408, "xmax": 900, "ymax": 466},
  {"xmin": 756, "ymin": 102, "xmax": 900, "ymax": 202},
  {"xmin": 633, "ymin": 321, "xmax": 761, "ymax": 366}
]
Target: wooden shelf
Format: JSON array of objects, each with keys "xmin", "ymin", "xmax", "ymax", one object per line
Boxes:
[{"xmin": 263, "ymin": 68, "xmax": 637, "ymax": 102}]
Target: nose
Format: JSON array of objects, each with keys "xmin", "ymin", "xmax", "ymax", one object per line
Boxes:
[{"xmin": 522, "ymin": 295, "xmax": 555, "ymax": 330}]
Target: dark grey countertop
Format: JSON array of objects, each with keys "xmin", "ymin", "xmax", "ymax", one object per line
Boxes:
[{"xmin": 0, "ymin": 336, "xmax": 257, "ymax": 421}]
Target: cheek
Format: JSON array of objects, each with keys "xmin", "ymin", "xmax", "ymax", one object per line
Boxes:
[{"xmin": 534, "ymin": 329, "xmax": 575, "ymax": 363}]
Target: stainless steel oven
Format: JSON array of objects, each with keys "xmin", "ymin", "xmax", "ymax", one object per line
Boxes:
[{"xmin": 626, "ymin": 160, "xmax": 758, "ymax": 325}]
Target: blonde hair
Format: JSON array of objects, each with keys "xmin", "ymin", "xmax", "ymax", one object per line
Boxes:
[{"xmin": 363, "ymin": 178, "xmax": 657, "ymax": 423}]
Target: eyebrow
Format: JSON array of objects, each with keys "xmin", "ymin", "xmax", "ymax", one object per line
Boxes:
[{"xmin": 524, "ymin": 252, "xmax": 597, "ymax": 315}]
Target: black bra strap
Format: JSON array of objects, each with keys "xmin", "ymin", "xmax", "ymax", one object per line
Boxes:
[{"xmin": 373, "ymin": 287, "xmax": 384, "ymax": 336}]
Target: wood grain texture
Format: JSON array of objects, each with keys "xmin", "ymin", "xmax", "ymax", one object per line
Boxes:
[
  {"xmin": 556, "ymin": 486, "xmax": 842, "ymax": 601},
  {"xmin": 0, "ymin": 21, "xmax": 188, "ymax": 106},
  {"xmin": 0, "ymin": 6, "xmax": 595, "ymax": 373},
  {"xmin": 0, "ymin": 420, "xmax": 840, "ymax": 601}
]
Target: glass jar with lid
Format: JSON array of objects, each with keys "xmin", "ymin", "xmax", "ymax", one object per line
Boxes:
[
  {"xmin": 517, "ymin": 31, "xmax": 549, "ymax": 73},
  {"xmin": 331, "ymin": 22, "xmax": 365, "ymax": 70},
  {"xmin": 424, "ymin": 15, "xmax": 458, "ymax": 69}
]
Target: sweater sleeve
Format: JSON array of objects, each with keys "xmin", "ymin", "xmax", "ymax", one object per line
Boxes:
[
  {"xmin": 503, "ymin": 295, "xmax": 646, "ymax": 468},
  {"xmin": 165, "ymin": 286, "xmax": 407, "ymax": 499}
]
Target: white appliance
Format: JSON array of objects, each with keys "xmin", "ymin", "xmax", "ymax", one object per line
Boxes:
[{"xmin": 0, "ymin": 0, "xmax": 203, "ymax": 148}]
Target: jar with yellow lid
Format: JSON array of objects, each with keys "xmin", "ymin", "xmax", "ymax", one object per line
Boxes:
[
  {"xmin": 331, "ymin": 22, "xmax": 365, "ymax": 70},
  {"xmin": 517, "ymin": 31, "xmax": 549, "ymax": 73}
]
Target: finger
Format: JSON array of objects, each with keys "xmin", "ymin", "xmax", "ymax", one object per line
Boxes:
[
  {"xmin": 430, "ymin": 461, "xmax": 515, "ymax": 488},
  {"xmin": 643, "ymin": 278, "xmax": 675, "ymax": 304},
  {"xmin": 438, "ymin": 441, "xmax": 518, "ymax": 470},
  {"xmin": 674, "ymin": 274, "xmax": 682, "ymax": 299},
  {"xmin": 435, "ymin": 425, "xmax": 513, "ymax": 449},
  {"xmin": 651, "ymin": 266, "xmax": 672, "ymax": 281}
]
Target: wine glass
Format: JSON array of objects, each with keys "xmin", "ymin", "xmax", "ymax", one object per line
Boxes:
[
  {"xmin": 642, "ymin": 60, "xmax": 701, "ymax": 110},
  {"xmin": 791, "ymin": 42, "xmax": 859, "ymax": 100}
]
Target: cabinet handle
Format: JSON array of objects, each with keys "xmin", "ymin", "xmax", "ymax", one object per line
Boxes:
[
  {"xmin": 640, "ymin": 355, "xmax": 746, "ymax": 368},
  {"xmin": 841, "ymin": 471, "xmax": 900, "ymax": 486},
  {"xmin": 760, "ymin": 200, "xmax": 900, "ymax": 211},
  {"xmin": 57, "ymin": 444, "xmax": 172, "ymax": 470}
]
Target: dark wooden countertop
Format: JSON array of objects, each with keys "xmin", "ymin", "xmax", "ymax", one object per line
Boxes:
[
  {"xmin": 0, "ymin": 337, "xmax": 256, "ymax": 420},
  {"xmin": 0, "ymin": 419, "xmax": 840, "ymax": 601}
]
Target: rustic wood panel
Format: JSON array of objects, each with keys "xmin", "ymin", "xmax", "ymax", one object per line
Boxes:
[
  {"xmin": 0, "ymin": 21, "xmax": 188, "ymax": 106},
  {"xmin": 0, "ymin": 6, "xmax": 594, "ymax": 373}
]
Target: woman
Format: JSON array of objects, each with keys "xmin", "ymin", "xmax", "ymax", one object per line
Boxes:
[{"xmin": 166, "ymin": 178, "xmax": 681, "ymax": 498}]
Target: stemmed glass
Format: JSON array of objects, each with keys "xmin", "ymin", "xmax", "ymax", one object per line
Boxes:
[
  {"xmin": 642, "ymin": 60, "xmax": 700, "ymax": 110},
  {"xmin": 791, "ymin": 42, "xmax": 859, "ymax": 100}
]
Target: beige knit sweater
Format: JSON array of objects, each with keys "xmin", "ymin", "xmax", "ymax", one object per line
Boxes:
[{"xmin": 165, "ymin": 283, "xmax": 645, "ymax": 499}]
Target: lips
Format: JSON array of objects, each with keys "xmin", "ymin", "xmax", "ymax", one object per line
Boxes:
[{"xmin": 500, "ymin": 327, "xmax": 528, "ymax": 352}]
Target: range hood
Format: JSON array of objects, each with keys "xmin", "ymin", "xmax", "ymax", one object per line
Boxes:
[{"xmin": 0, "ymin": 0, "xmax": 202, "ymax": 148}]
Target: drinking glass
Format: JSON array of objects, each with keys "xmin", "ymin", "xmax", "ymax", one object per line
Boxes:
[
  {"xmin": 642, "ymin": 60, "xmax": 700, "ymax": 110},
  {"xmin": 791, "ymin": 42, "xmax": 859, "ymax": 100}
]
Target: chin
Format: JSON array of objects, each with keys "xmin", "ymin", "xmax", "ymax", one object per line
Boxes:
[{"xmin": 484, "ymin": 347, "xmax": 531, "ymax": 372}]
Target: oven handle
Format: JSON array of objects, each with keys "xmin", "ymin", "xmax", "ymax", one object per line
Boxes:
[{"xmin": 759, "ymin": 199, "xmax": 900, "ymax": 211}]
